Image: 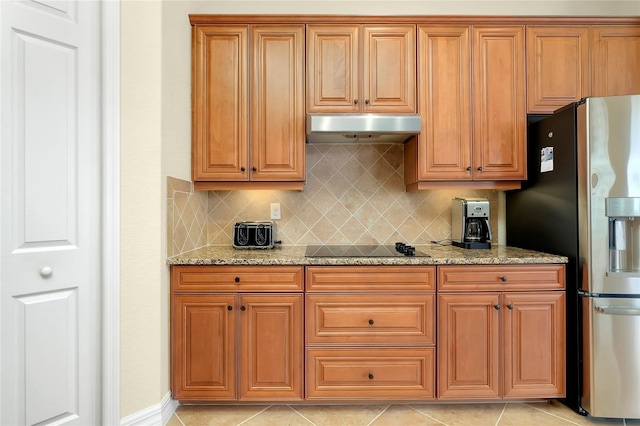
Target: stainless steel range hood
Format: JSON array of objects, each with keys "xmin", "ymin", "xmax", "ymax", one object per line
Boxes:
[{"xmin": 306, "ymin": 114, "xmax": 421, "ymax": 144}]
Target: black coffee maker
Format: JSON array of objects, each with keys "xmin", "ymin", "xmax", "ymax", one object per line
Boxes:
[{"xmin": 451, "ymin": 197, "xmax": 492, "ymax": 249}]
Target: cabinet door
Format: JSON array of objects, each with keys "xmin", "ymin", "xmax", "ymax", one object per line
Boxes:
[
  {"xmin": 438, "ymin": 293, "xmax": 501, "ymax": 399},
  {"xmin": 503, "ymin": 292, "xmax": 566, "ymax": 398},
  {"xmin": 472, "ymin": 26, "xmax": 526, "ymax": 181},
  {"xmin": 239, "ymin": 294, "xmax": 303, "ymax": 400},
  {"xmin": 591, "ymin": 26, "xmax": 640, "ymax": 97},
  {"xmin": 192, "ymin": 26, "xmax": 249, "ymax": 181},
  {"xmin": 251, "ymin": 25, "xmax": 305, "ymax": 181},
  {"xmin": 526, "ymin": 26, "xmax": 590, "ymax": 114},
  {"xmin": 172, "ymin": 295, "xmax": 236, "ymax": 400},
  {"xmin": 416, "ymin": 26, "xmax": 472, "ymax": 181},
  {"xmin": 306, "ymin": 25, "xmax": 360, "ymax": 113},
  {"xmin": 363, "ymin": 25, "xmax": 417, "ymax": 113}
]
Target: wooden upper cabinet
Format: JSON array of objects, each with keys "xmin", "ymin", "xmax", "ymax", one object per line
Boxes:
[
  {"xmin": 363, "ymin": 26, "xmax": 416, "ymax": 113},
  {"xmin": 306, "ymin": 25, "xmax": 359, "ymax": 112},
  {"xmin": 251, "ymin": 25, "xmax": 306, "ymax": 182},
  {"xmin": 192, "ymin": 25, "xmax": 249, "ymax": 182},
  {"xmin": 526, "ymin": 26, "xmax": 590, "ymax": 114},
  {"xmin": 191, "ymin": 24, "xmax": 305, "ymax": 190},
  {"xmin": 415, "ymin": 26, "xmax": 472, "ymax": 181},
  {"xmin": 306, "ymin": 24, "xmax": 416, "ymax": 113},
  {"xmin": 591, "ymin": 26, "xmax": 640, "ymax": 97},
  {"xmin": 407, "ymin": 25, "xmax": 525, "ymax": 189},
  {"xmin": 472, "ymin": 26, "xmax": 526, "ymax": 181}
]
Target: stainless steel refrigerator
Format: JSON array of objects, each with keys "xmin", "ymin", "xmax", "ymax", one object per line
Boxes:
[{"xmin": 506, "ymin": 94, "xmax": 640, "ymax": 419}]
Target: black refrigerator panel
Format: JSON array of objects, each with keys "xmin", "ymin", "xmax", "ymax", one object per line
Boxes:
[
  {"xmin": 506, "ymin": 103, "xmax": 583, "ymax": 414},
  {"xmin": 507, "ymin": 105, "xmax": 579, "ymax": 257}
]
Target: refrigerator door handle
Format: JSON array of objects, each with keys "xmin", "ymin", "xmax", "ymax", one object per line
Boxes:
[{"xmin": 594, "ymin": 305, "xmax": 640, "ymax": 316}]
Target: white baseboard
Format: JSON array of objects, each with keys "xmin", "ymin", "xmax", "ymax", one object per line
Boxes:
[{"xmin": 120, "ymin": 392, "xmax": 178, "ymax": 426}]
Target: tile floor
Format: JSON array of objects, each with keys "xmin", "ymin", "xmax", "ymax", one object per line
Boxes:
[{"xmin": 167, "ymin": 400, "xmax": 640, "ymax": 426}]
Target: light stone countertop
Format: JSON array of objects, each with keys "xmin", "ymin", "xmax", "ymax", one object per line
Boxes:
[{"xmin": 167, "ymin": 244, "xmax": 568, "ymax": 266}]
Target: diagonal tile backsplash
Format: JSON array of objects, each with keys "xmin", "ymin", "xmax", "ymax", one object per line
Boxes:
[{"xmin": 168, "ymin": 143, "xmax": 499, "ymax": 255}]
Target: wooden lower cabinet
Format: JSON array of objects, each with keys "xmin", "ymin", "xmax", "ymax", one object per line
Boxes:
[
  {"xmin": 305, "ymin": 266, "xmax": 437, "ymax": 400},
  {"xmin": 171, "ymin": 266, "xmax": 304, "ymax": 402},
  {"xmin": 437, "ymin": 265, "xmax": 566, "ymax": 400},
  {"xmin": 307, "ymin": 348, "xmax": 435, "ymax": 400},
  {"xmin": 171, "ymin": 263, "xmax": 566, "ymax": 402},
  {"xmin": 173, "ymin": 294, "xmax": 237, "ymax": 400}
]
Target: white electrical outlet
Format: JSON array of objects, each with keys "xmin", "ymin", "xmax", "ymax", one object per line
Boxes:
[{"xmin": 270, "ymin": 203, "xmax": 281, "ymax": 220}]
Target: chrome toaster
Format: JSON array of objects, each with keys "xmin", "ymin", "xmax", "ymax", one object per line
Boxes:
[{"xmin": 232, "ymin": 221, "xmax": 275, "ymax": 249}]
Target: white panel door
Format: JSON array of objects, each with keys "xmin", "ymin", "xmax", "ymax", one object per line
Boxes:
[{"xmin": 0, "ymin": 1, "xmax": 101, "ymax": 425}]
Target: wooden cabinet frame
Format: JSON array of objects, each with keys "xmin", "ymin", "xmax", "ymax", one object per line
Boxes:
[{"xmin": 437, "ymin": 265, "xmax": 566, "ymax": 400}]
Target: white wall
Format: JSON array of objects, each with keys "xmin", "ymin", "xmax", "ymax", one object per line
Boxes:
[{"xmin": 121, "ymin": 0, "xmax": 640, "ymax": 418}]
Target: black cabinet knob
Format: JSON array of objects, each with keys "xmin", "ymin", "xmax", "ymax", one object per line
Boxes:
[
  {"xmin": 241, "ymin": 167, "xmax": 246, "ymax": 172},
  {"xmin": 368, "ymin": 319, "xmax": 374, "ymax": 325},
  {"xmin": 354, "ymin": 99, "xmax": 359, "ymax": 104},
  {"xmin": 227, "ymin": 305, "xmax": 232, "ymax": 311},
  {"xmin": 494, "ymin": 304, "xmax": 501, "ymax": 310},
  {"xmin": 368, "ymin": 373, "xmax": 374, "ymax": 380},
  {"xmin": 241, "ymin": 305, "xmax": 246, "ymax": 311},
  {"xmin": 235, "ymin": 277, "xmax": 240, "ymax": 283},
  {"xmin": 507, "ymin": 303, "xmax": 514, "ymax": 310},
  {"xmin": 252, "ymin": 167, "xmax": 257, "ymax": 172},
  {"xmin": 466, "ymin": 166, "xmax": 472, "ymax": 172},
  {"xmin": 500, "ymin": 276, "xmax": 508, "ymax": 282},
  {"xmin": 477, "ymin": 166, "xmax": 483, "ymax": 172},
  {"xmin": 365, "ymin": 99, "xmax": 370, "ymax": 105}
]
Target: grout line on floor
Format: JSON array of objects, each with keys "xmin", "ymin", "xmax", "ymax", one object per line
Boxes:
[
  {"xmin": 288, "ymin": 404, "xmax": 317, "ymax": 426},
  {"xmin": 236, "ymin": 404, "xmax": 274, "ymax": 426},
  {"xmin": 365, "ymin": 404, "xmax": 392, "ymax": 426},
  {"xmin": 173, "ymin": 412, "xmax": 187, "ymax": 426},
  {"xmin": 495, "ymin": 403, "xmax": 508, "ymax": 426},
  {"xmin": 405, "ymin": 404, "xmax": 448, "ymax": 425}
]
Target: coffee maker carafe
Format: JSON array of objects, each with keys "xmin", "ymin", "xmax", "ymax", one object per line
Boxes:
[{"xmin": 451, "ymin": 197, "xmax": 492, "ymax": 249}]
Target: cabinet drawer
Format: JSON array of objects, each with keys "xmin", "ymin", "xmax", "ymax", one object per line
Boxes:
[
  {"xmin": 306, "ymin": 348, "xmax": 435, "ymax": 400},
  {"xmin": 306, "ymin": 266, "xmax": 436, "ymax": 291},
  {"xmin": 438, "ymin": 265, "xmax": 565, "ymax": 291},
  {"xmin": 306, "ymin": 294, "xmax": 435, "ymax": 345},
  {"xmin": 171, "ymin": 265, "xmax": 303, "ymax": 292}
]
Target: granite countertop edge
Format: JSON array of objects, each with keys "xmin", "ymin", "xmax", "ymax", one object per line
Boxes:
[{"xmin": 167, "ymin": 244, "xmax": 569, "ymax": 266}]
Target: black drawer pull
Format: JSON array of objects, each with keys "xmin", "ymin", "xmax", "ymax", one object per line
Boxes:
[
  {"xmin": 368, "ymin": 373, "xmax": 374, "ymax": 380},
  {"xmin": 234, "ymin": 277, "xmax": 240, "ymax": 283},
  {"xmin": 500, "ymin": 276, "xmax": 508, "ymax": 282},
  {"xmin": 227, "ymin": 305, "xmax": 232, "ymax": 311},
  {"xmin": 241, "ymin": 305, "xmax": 246, "ymax": 311},
  {"xmin": 368, "ymin": 319, "xmax": 374, "ymax": 325},
  {"xmin": 507, "ymin": 303, "xmax": 514, "ymax": 310},
  {"xmin": 494, "ymin": 304, "xmax": 501, "ymax": 310}
]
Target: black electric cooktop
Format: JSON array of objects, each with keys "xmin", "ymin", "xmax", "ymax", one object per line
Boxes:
[{"xmin": 305, "ymin": 243, "xmax": 429, "ymax": 258}]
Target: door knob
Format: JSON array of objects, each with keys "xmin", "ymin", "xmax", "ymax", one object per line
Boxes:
[{"xmin": 39, "ymin": 266, "xmax": 53, "ymax": 278}]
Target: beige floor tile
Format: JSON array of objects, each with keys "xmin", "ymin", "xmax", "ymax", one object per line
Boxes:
[
  {"xmin": 292, "ymin": 404, "xmax": 388, "ymax": 426},
  {"xmin": 525, "ymin": 401, "xmax": 625, "ymax": 426},
  {"xmin": 167, "ymin": 413, "xmax": 184, "ymax": 426},
  {"xmin": 175, "ymin": 405, "xmax": 270, "ymax": 426},
  {"xmin": 499, "ymin": 402, "xmax": 581, "ymax": 425},
  {"xmin": 241, "ymin": 405, "xmax": 314, "ymax": 426},
  {"xmin": 370, "ymin": 405, "xmax": 444, "ymax": 425},
  {"xmin": 408, "ymin": 402, "xmax": 507, "ymax": 426}
]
